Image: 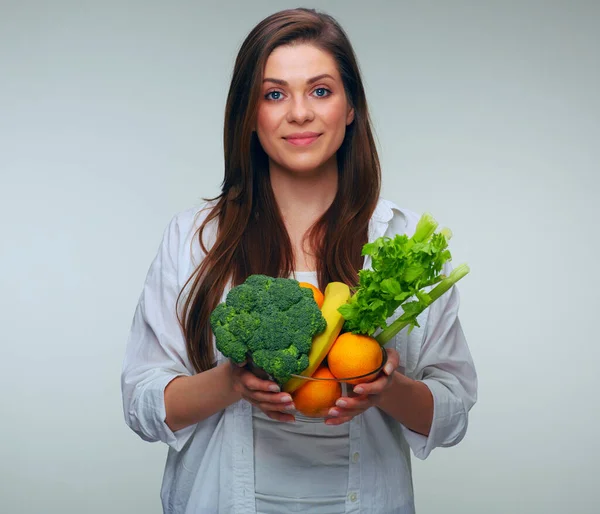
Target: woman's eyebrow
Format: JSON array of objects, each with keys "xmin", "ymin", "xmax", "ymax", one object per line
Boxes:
[{"xmin": 262, "ymin": 73, "xmax": 335, "ymax": 86}]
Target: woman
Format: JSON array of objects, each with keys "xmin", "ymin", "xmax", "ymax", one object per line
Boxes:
[{"xmin": 121, "ymin": 7, "xmax": 477, "ymax": 514}]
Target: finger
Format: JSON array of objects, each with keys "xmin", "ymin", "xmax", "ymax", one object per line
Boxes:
[
  {"xmin": 242, "ymin": 398, "xmax": 296, "ymax": 415},
  {"xmin": 241, "ymin": 395, "xmax": 296, "ymax": 415},
  {"xmin": 352, "ymin": 376, "xmax": 389, "ymax": 396},
  {"xmin": 325, "ymin": 415, "xmax": 353, "ymax": 425},
  {"xmin": 383, "ymin": 348, "xmax": 400, "ymax": 374},
  {"xmin": 240, "ymin": 372, "xmax": 282, "ymax": 393},
  {"xmin": 243, "ymin": 391, "xmax": 295, "ymax": 408},
  {"xmin": 329, "ymin": 407, "xmax": 368, "ymax": 420},
  {"xmin": 333, "ymin": 396, "xmax": 372, "ymax": 412}
]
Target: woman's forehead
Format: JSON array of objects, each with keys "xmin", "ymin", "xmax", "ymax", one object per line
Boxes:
[{"xmin": 263, "ymin": 44, "xmax": 340, "ymax": 83}]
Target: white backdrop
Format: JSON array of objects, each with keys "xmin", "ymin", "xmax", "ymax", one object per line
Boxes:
[{"xmin": 1, "ymin": 1, "xmax": 598, "ymax": 513}]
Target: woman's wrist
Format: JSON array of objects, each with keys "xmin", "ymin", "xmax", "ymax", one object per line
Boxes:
[
  {"xmin": 164, "ymin": 360, "xmax": 242, "ymax": 432},
  {"xmin": 374, "ymin": 371, "xmax": 434, "ymax": 436}
]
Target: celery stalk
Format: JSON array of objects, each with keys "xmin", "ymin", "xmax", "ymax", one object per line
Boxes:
[
  {"xmin": 375, "ymin": 264, "xmax": 470, "ymax": 346},
  {"xmin": 412, "ymin": 212, "xmax": 439, "ymax": 243}
]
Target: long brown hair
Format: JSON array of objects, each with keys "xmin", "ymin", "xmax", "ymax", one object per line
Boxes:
[{"xmin": 178, "ymin": 8, "xmax": 381, "ymax": 373}]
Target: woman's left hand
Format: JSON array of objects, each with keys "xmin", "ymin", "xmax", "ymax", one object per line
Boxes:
[{"xmin": 325, "ymin": 347, "xmax": 400, "ymax": 426}]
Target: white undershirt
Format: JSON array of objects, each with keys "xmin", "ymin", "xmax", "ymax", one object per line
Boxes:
[{"xmin": 252, "ymin": 271, "xmax": 350, "ymax": 514}]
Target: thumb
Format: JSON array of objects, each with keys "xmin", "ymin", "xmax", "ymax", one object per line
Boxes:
[{"xmin": 383, "ymin": 348, "xmax": 399, "ymax": 375}]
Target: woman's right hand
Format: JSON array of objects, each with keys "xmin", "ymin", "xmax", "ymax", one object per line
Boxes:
[{"xmin": 229, "ymin": 361, "xmax": 296, "ymax": 422}]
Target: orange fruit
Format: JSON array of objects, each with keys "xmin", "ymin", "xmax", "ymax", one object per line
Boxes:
[
  {"xmin": 327, "ymin": 332, "xmax": 384, "ymax": 385},
  {"xmin": 298, "ymin": 281, "xmax": 325, "ymax": 309},
  {"xmin": 292, "ymin": 366, "xmax": 341, "ymax": 417}
]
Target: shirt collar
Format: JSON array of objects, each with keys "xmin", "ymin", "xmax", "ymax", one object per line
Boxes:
[{"xmin": 371, "ymin": 197, "xmax": 396, "ymax": 224}]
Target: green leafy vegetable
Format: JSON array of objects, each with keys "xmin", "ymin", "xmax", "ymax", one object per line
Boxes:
[{"xmin": 338, "ymin": 213, "xmax": 469, "ymax": 345}]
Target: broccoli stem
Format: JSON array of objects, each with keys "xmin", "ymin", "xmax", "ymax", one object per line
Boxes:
[{"xmin": 375, "ymin": 264, "xmax": 470, "ymax": 346}]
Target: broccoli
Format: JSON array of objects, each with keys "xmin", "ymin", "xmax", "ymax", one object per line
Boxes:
[{"xmin": 209, "ymin": 274, "xmax": 327, "ymax": 384}]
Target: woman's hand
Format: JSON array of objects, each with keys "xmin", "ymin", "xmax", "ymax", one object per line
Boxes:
[
  {"xmin": 325, "ymin": 348, "xmax": 400, "ymax": 426},
  {"xmin": 230, "ymin": 361, "xmax": 296, "ymax": 422}
]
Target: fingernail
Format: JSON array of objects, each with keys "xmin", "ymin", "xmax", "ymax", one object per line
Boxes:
[
  {"xmin": 353, "ymin": 386, "xmax": 364, "ymax": 394},
  {"xmin": 280, "ymin": 395, "xmax": 292, "ymax": 403},
  {"xmin": 268, "ymin": 385, "xmax": 280, "ymax": 393},
  {"xmin": 336, "ymin": 399, "xmax": 347, "ymax": 408},
  {"xmin": 284, "ymin": 404, "xmax": 296, "ymax": 411},
  {"xmin": 384, "ymin": 363, "xmax": 394, "ymax": 375},
  {"xmin": 328, "ymin": 408, "xmax": 339, "ymax": 417}
]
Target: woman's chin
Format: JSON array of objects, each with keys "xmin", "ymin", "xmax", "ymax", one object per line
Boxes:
[{"xmin": 273, "ymin": 156, "xmax": 337, "ymax": 176}]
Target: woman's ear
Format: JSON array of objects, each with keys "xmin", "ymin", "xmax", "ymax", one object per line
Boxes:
[{"xmin": 346, "ymin": 107, "xmax": 355, "ymax": 125}]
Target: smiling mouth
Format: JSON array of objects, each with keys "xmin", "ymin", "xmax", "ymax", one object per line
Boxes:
[{"xmin": 284, "ymin": 134, "xmax": 322, "ymax": 147}]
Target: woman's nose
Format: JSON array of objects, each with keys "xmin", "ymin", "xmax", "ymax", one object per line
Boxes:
[{"xmin": 286, "ymin": 97, "xmax": 314, "ymax": 124}]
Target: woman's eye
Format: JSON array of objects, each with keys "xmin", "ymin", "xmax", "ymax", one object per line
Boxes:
[
  {"xmin": 265, "ymin": 88, "xmax": 331, "ymax": 101},
  {"xmin": 265, "ymin": 91, "xmax": 283, "ymax": 101},
  {"xmin": 313, "ymin": 88, "xmax": 331, "ymax": 98}
]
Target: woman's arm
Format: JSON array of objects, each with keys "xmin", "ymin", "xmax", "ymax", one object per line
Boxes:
[
  {"xmin": 164, "ymin": 361, "xmax": 240, "ymax": 432},
  {"xmin": 373, "ymin": 371, "xmax": 434, "ymax": 436},
  {"xmin": 123, "ymin": 210, "xmax": 299, "ymax": 444},
  {"xmin": 164, "ymin": 360, "xmax": 298, "ymax": 432}
]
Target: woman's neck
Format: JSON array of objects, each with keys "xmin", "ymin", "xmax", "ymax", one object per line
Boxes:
[
  {"xmin": 269, "ymin": 158, "xmax": 338, "ymax": 272},
  {"xmin": 269, "ymin": 159, "xmax": 338, "ymax": 226}
]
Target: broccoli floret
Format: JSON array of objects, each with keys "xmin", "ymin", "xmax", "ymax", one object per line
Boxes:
[
  {"xmin": 225, "ymin": 284, "xmax": 258, "ymax": 311},
  {"xmin": 247, "ymin": 309, "xmax": 291, "ymax": 353},
  {"xmin": 212, "ymin": 325, "xmax": 247, "ymax": 363},
  {"xmin": 243, "ymin": 274, "xmax": 272, "ymax": 289},
  {"xmin": 209, "ymin": 274, "xmax": 326, "ymax": 384},
  {"xmin": 209, "ymin": 302, "xmax": 234, "ymax": 326},
  {"xmin": 286, "ymin": 298, "xmax": 327, "ymax": 338},
  {"xmin": 228, "ymin": 311, "xmax": 260, "ymax": 343},
  {"xmin": 267, "ymin": 278, "xmax": 304, "ymax": 311},
  {"xmin": 252, "ymin": 346, "xmax": 310, "ymax": 385}
]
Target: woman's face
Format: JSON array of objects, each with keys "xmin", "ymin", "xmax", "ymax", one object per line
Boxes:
[{"xmin": 255, "ymin": 43, "xmax": 354, "ymax": 175}]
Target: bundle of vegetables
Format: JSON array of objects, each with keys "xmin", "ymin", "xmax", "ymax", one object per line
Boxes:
[
  {"xmin": 210, "ymin": 212, "xmax": 469, "ymax": 411},
  {"xmin": 209, "ymin": 274, "xmax": 327, "ymax": 384},
  {"xmin": 283, "ymin": 212, "xmax": 469, "ymax": 394}
]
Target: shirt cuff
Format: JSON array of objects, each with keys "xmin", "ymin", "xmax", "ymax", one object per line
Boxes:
[
  {"xmin": 401, "ymin": 378, "xmax": 469, "ymax": 460},
  {"xmin": 129, "ymin": 373, "xmax": 196, "ymax": 452}
]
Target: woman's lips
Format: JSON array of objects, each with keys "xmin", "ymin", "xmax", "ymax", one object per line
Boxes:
[{"xmin": 284, "ymin": 134, "xmax": 321, "ymax": 146}]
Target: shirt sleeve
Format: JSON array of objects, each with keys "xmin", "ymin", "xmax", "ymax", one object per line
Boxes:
[
  {"xmin": 400, "ymin": 264, "xmax": 478, "ymax": 460},
  {"xmin": 120, "ymin": 212, "xmax": 200, "ymax": 452}
]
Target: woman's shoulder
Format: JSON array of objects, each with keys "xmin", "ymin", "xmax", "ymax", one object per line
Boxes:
[
  {"xmin": 374, "ymin": 197, "xmax": 421, "ymax": 238},
  {"xmin": 159, "ymin": 199, "xmax": 219, "ymax": 271},
  {"xmin": 166, "ymin": 199, "xmax": 219, "ymax": 242}
]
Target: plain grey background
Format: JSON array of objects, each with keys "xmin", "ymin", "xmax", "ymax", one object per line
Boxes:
[{"xmin": 1, "ymin": 1, "xmax": 598, "ymax": 513}]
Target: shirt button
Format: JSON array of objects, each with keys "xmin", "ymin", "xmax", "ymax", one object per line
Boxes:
[
  {"xmin": 349, "ymin": 492, "xmax": 358, "ymax": 502},
  {"xmin": 352, "ymin": 452, "xmax": 360, "ymax": 463}
]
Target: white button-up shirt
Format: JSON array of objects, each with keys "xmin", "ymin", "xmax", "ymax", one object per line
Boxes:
[{"xmin": 121, "ymin": 198, "xmax": 478, "ymax": 514}]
